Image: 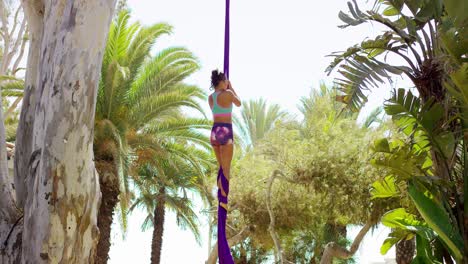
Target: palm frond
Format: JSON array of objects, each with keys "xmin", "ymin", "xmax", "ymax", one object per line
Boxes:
[
  {"xmin": 161, "ymin": 142, "xmax": 210, "ymax": 177},
  {"xmin": 143, "ymin": 117, "xmax": 212, "ymax": 133},
  {"xmin": 128, "ymin": 47, "xmax": 200, "ymax": 103},
  {"xmin": 125, "ymin": 23, "xmax": 173, "ymax": 80},
  {"xmin": 232, "ymin": 114, "xmax": 251, "ymax": 149},
  {"xmin": 235, "ymin": 98, "xmax": 287, "ymax": 146},
  {"xmin": 165, "ymin": 195, "xmax": 202, "ymax": 245},
  {"xmin": 363, "ymin": 107, "xmax": 384, "ymax": 128},
  {"xmin": 0, "ymin": 75, "xmax": 24, "ymax": 97},
  {"xmin": 142, "ymin": 118, "xmax": 212, "ymax": 150},
  {"xmin": 327, "ymin": 51, "xmax": 400, "ymax": 111},
  {"xmin": 129, "ymin": 90, "xmax": 205, "ymax": 127}
]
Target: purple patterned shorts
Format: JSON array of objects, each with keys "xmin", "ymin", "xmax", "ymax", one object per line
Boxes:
[{"xmin": 210, "ymin": 123, "xmax": 234, "ymax": 146}]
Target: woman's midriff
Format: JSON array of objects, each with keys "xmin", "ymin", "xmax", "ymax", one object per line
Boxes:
[{"xmin": 213, "ymin": 115, "xmax": 232, "ymax": 124}]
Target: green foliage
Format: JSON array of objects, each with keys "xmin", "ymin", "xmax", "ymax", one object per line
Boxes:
[
  {"xmin": 371, "ymin": 137, "xmax": 431, "ymax": 180},
  {"xmin": 408, "ymin": 181, "xmax": 464, "ymax": 261},
  {"xmin": 233, "ymin": 98, "xmax": 288, "ymax": 148},
  {"xmin": 0, "ymin": 76, "xmax": 24, "ymax": 97},
  {"xmin": 384, "ymin": 88, "xmax": 457, "ymax": 159},
  {"xmin": 230, "ymin": 86, "xmax": 385, "ymax": 259},
  {"xmin": 411, "ymin": 233, "xmax": 443, "ymax": 264},
  {"xmin": 380, "ymin": 228, "xmax": 410, "ymax": 255},
  {"xmin": 231, "ymin": 238, "xmax": 270, "ymax": 264},
  {"xmin": 0, "ymin": 75, "xmax": 23, "ymax": 142},
  {"xmin": 363, "ymin": 107, "xmax": 384, "ymax": 128},
  {"xmin": 371, "ymin": 175, "xmax": 399, "ymax": 199},
  {"xmin": 368, "ymin": 86, "xmax": 464, "ymax": 260},
  {"xmin": 381, "ymin": 208, "xmax": 432, "ymax": 239}
]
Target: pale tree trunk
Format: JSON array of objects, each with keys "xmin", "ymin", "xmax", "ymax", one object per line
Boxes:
[
  {"xmin": 0, "ymin": 73, "xmax": 22, "ymax": 264},
  {"xmin": 320, "ymin": 215, "xmax": 378, "ymax": 264},
  {"xmin": 14, "ymin": 0, "xmax": 44, "ymax": 210},
  {"xmin": 1, "ymin": 0, "xmax": 117, "ymax": 263},
  {"xmin": 206, "ymin": 226, "xmax": 250, "ymax": 264}
]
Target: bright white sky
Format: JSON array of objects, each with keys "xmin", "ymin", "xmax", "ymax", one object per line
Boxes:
[{"xmin": 108, "ymin": 0, "xmax": 401, "ymax": 263}]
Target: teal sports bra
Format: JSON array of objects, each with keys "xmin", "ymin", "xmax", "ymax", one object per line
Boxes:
[{"xmin": 211, "ymin": 91, "xmax": 233, "ymax": 117}]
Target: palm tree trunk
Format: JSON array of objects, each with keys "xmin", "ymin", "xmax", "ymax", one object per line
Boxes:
[
  {"xmin": 95, "ymin": 160, "xmax": 121, "ymax": 264},
  {"xmin": 395, "ymin": 237, "xmax": 415, "ymax": 264},
  {"xmin": 151, "ymin": 186, "xmax": 166, "ymax": 264}
]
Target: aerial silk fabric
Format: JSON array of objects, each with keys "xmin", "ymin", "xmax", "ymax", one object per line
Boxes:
[
  {"xmin": 217, "ymin": 1, "xmax": 234, "ymax": 262},
  {"xmin": 217, "ymin": 167, "xmax": 233, "ymax": 263},
  {"xmin": 223, "ymin": 0, "xmax": 230, "ymax": 79}
]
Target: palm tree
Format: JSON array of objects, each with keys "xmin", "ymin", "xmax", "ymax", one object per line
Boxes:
[
  {"xmin": 362, "ymin": 106, "xmax": 384, "ymax": 129},
  {"xmin": 298, "ymin": 84, "xmax": 362, "ymax": 139},
  {"xmin": 234, "ymin": 98, "xmax": 288, "ymax": 147},
  {"xmin": 130, "ymin": 150, "xmax": 212, "ymax": 264},
  {"xmin": 298, "ymin": 83, "xmax": 353, "ymax": 121},
  {"xmin": 93, "ymin": 10, "xmax": 209, "ymax": 263}
]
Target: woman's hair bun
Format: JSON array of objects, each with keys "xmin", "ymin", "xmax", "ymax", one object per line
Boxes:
[{"xmin": 211, "ymin": 69, "xmax": 226, "ymax": 88}]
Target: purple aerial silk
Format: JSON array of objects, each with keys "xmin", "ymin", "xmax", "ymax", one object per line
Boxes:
[
  {"xmin": 223, "ymin": 0, "xmax": 230, "ymax": 79},
  {"xmin": 217, "ymin": 0, "xmax": 234, "ymax": 263},
  {"xmin": 217, "ymin": 167, "xmax": 233, "ymax": 263}
]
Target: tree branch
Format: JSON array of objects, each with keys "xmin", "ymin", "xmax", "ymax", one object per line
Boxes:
[
  {"xmin": 266, "ymin": 170, "xmax": 296, "ymax": 264},
  {"xmin": 4, "ymin": 96, "xmax": 22, "ymax": 119},
  {"xmin": 8, "ymin": 5, "xmax": 21, "ymax": 38},
  {"xmin": 0, "ymin": 1, "xmax": 11, "ymax": 75},
  {"xmin": 320, "ymin": 211, "xmax": 379, "ymax": 264},
  {"xmin": 0, "ymin": 1, "xmax": 8, "ymax": 31},
  {"xmin": 11, "ymin": 25, "xmax": 27, "ymax": 74},
  {"xmin": 266, "ymin": 170, "xmax": 285, "ymax": 263},
  {"xmin": 11, "ymin": 17, "xmax": 27, "ymax": 66}
]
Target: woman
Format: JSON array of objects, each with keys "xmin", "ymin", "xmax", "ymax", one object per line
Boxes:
[{"xmin": 208, "ymin": 69, "xmax": 241, "ymax": 209}]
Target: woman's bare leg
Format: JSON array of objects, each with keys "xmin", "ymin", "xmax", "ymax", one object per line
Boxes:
[
  {"xmin": 219, "ymin": 144, "xmax": 233, "ymax": 210},
  {"xmin": 220, "ymin": 144, "xmax": 233, "ymax": 181},
  {"xmin": 212, "ymin": 145, "xmax": 222, "ymax": 165},
  {"xmin": 212, "ymin": 145, "xmax": 227, "ymax": 197}
]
